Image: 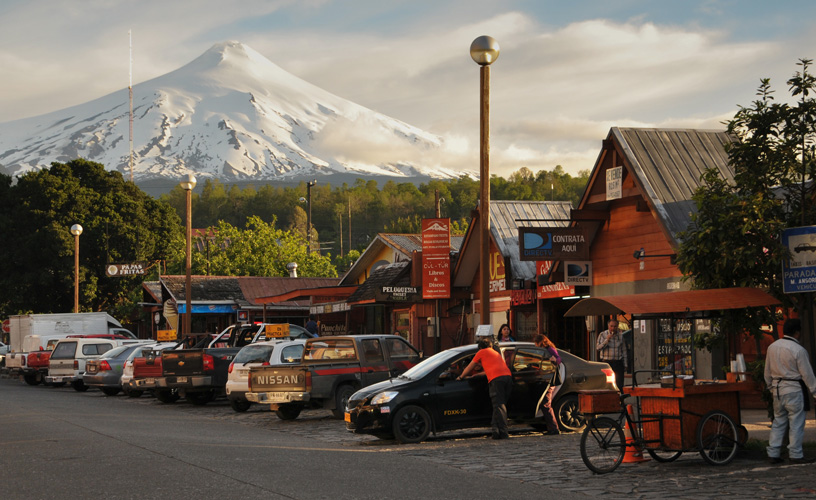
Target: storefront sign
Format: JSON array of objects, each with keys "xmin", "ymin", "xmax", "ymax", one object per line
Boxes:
[
  {"xmin": 606, "ymin": 166, "xmax": 622, "ymax": 200},
  {"xmin": 535, "ymin": 261, "xmax": 574, "ymax": 299},
  {"xmin": 422, "ymin": 218, "xmax": 451, "ymax": 299},
  {"xmin": 564, "ymin": 261, "xmax": 592, "ymax": 285},
  {"xmin": 519, "ymin": 228, "xmax": 590, "ymax": 261},
  {"xmin": 106, "ymin": 262, "xmax": 147, "ymax": 276},
  {"xmin": 311, "ymin": 302, "xmax": 350, "ymax": 315},
  {"xmin": 782, "ymin": 226, "xmax": 816, "ymax": 293},
  {"xmin": 489, "ymin": 242, "xmax": 506, "ymax": 292},
  {"xmin": 376, "ymin": 286, "xmax": 422, "ymax": 303},
  {"xmin": 511, "ymin": 289, "xmax": 535, "ymax": 306}
]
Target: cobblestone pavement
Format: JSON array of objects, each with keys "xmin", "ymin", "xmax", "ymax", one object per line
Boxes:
[{"xmin": 114, "ymin": 393, "xmax": 816, "ymax": 499}]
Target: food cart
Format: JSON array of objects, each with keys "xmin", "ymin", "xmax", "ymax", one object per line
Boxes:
[{"xmin": 565, "ymin": 287, "xmax": 780, "ymax": 472}]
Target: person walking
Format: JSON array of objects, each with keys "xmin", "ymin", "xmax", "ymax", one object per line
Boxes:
[
  {"xmin": 765, "ymin": 318, "xmax": 816, "ymax": 464},
  {"xmin": 458, "ymin": 337, "xmax": 513, "ymax": 439},
  {"xmin": 534, "ymin": 333, "xmax": 562, "ymax": 435},
  {"xmin": 596, "ymin": 319, "xmax": 627, "ymax": 391}
]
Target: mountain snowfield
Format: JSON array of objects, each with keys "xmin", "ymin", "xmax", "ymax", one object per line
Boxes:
[{"xmin": 0, "ymin": 41, "xmax": 467, "ymax": 187}]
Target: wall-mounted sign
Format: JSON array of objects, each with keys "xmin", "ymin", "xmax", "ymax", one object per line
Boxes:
[
  {"xmin": 311, "ymin": 302, "xmax": 351, "ymax": 315},
  {"xmin": 106, "ymin": 262, "xmax": 147, "ymax": 277},
  {"xmin": 564, "ymin": 261, "xmax": 592, "ymax": 286},
  {"xmin": 519, "ymin": 228, "xmax": 590, "ymax": 261},
  {"xmin": 422, "ymin": 218, "xmax": 451, "ymax": 299},
  {"xmin": 782, "ymin": 225, "xmax": 816, "ymax": 293},
  {"xmin": 375, "ymin": 286, "xmax": 421, "ymax": 303},
  {"xmin": 606, "ymin": 166, "xmax": 622, "ymax": 200}
]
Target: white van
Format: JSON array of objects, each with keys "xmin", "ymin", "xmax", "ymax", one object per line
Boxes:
[{"xmin": 46, "ymin": 338, "xmax": 147, "ymax": 391}]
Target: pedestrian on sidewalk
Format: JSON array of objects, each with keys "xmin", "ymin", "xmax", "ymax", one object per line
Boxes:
[
  {"xmin": 596, "ymin": 319, "xmax": 627, "ymax": 391},
  {"xmin": 764, "ymin": 318, "xmax": 816, "ymax": 464}
]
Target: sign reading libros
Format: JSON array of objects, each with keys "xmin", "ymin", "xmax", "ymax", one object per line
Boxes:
[{"xmin": 422, "ymin": 218, "xmax": 451, "ymax": 299}]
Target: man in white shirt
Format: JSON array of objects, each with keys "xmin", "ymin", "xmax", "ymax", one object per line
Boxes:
[
  {"xmin": 596, "ymin": 319, "xmax": 627, "ymax": 391},
  {"xmin": 764, "ymin": 318, "xmax": 816, "ymax": 464}
]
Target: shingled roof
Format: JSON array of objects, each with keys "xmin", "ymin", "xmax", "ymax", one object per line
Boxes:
[{"xmin": 345, "ymin": 262, "xmax": 411, "ymax": 304}]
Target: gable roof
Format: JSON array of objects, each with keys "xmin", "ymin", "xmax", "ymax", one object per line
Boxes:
[
  {"xmin": 580, "ymin": 127, "xmax": 735, "ymax": 245},
  {"xmin": 345, "ymin": 261, "xmax": 411, "ymax": 304},
  {"xmin": 454, "ymin": 200, "xmax": 573, "ymax": 285}
]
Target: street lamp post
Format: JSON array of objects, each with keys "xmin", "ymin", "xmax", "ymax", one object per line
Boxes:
[
  {"xmin": 179, "ymin": 173, "xmax": 197, "ymax": 338},
  {"xmin": 470, "ymin": 35, "xmax": 500, "ymax": 330},
  {"xmin": 300, "ymin": 179, "xmax": 317, "ymax": 253},
  {"xmin": 70, "ymin": 224, "xmax": 83, "ymax": 313}
]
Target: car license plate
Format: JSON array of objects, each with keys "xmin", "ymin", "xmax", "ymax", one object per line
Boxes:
[
  {"xmin": 87, "ymin": 366, "xmax": 97, "ymax": 374},
  {"xmin": 138, "ymin": 378, "xmax": 155, "ymax": 386},
  {"xmin": 261, "ymin": 392, "xmax": 288, "ymax": 403},
  {"xmin": 344, "ymin": 412, "xmax": 351, "ymax": 423},
  {"xmin": 176, "ymin": 376, "xmax": 188, "ymax": 383}
]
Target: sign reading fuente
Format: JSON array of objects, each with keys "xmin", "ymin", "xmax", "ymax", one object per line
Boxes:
[
  {"xmin": 606, "ymin": 166, "xmax": 622, "ymax": 200},
  {"xmin": 519, "ymin": 228, "xmax": 590, "ymax": 261},
  {"xmin": 375, "ymin": 286, "xmax": 422, "ymax": 303},
  {"xmin": 782, "ymin": 226, "xmax": 816, "ymax": 293},
  {"xmin": 106, "ymin": 262, "xmax": 147, "ymax": 277}
]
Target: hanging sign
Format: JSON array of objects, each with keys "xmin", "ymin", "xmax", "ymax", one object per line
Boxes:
[
  {"xmin": 519, "ymin": 228, "xmax": 590, "ymax": 261},
  {"xmin": 422, "ymin": 218, "xmax": 451, "ymax": 299}
]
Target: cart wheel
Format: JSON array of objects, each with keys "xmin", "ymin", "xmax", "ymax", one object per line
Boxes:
[
  {"xmin": 647, "ymin": 448, "xmax": 683, "ymax": 462},
  {"xmin": 580, "ymin": 416, "xmax": 625, "ymax": 474},
  {"xmin": 697, "ymin": 410, "xmax": 739, "ymax": 465}
]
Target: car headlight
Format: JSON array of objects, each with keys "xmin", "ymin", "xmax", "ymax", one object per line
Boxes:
[{"xmin": 370, "ymin": 391, "xmax": 399, "ymax": 405}]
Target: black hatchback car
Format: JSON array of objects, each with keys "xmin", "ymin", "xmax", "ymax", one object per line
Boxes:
[{"xmin": 345, "ymin": 342, "xmax": 616, "ymax": 443}]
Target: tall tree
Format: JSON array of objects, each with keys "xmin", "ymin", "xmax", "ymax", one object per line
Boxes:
[{"xmin": 677, "ymin": 59, "xmax": 816, "ymax": 351}]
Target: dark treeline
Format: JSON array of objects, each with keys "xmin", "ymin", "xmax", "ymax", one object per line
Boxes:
[{"xmin": 160, "ymin": 165, "xmax": 589, "ymax": 258}]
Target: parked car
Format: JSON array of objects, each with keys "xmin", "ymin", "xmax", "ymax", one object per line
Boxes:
[
  {"xmin": 226, "ymin": 339, "xmax": 306, "ymax": 412},
  {"xmin": 120, "ymin": 342, "xmax": 179, "ymax": 397},
  {"xmin": 46, "ymin": 338, "xmax": 147, "ymax": 391},
  {"xmin": 345, "ymin": 342, "xmax": 616, "ymax": 443},
  {"xmin": 83, "ymin": 344, "xmax": 152, "ymax": 396}
]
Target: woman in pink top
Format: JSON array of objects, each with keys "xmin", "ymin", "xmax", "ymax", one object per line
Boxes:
[{"xmin": 458, "ymin": 338, "xmax": 513, "ymax": 439}]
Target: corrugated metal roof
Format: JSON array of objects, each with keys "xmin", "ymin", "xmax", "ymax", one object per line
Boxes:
[
  {"xmin": 490, "ymin": 200, "xmax": 573, "ymax": 280},
  {"xmin": 613, "ymin": 128, "xmax": 735, "ymax": 242},
  {"xmin": 160, "ymin": 275, "xmax": 338, "ymax": 309}
]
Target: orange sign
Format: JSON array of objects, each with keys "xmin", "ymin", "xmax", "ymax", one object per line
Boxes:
[
  {"xmin": 422, "ymin": 218, "xmax": 451, "ymax": 299},
  {"xmin": 536, "ymin": 261, "xmax": 574, "ymax": 299}
]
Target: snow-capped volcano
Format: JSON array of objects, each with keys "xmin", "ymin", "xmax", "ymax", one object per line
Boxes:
[{"xmin": 0, "ymin": 41, "xmax": 460, "ymax": 185}]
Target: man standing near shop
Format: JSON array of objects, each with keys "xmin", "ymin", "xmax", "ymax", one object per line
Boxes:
[
  {"xmin": 596, "ymin": 319, "xmax": 627, "ymax": 391},
  {"xmin": 765, "ymin": 318, "xmax": 816, "ymax": 464}
]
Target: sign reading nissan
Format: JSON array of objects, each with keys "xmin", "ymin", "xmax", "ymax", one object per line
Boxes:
[{"xmin": 519, "ymin": 228, "xmax": 590, "ymax": 261}]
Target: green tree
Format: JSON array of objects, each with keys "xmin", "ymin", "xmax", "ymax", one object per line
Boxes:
[
  {"xmin": 195, "ymin": 216, "xmax": 336, "ymax": 278},
  {"xmin": 0, "ymin": 159, "xmax": 183, "ymax": 320},
  {"xmin": 677, "ymin": 59, "xmax": 816, "ymax": 352}
]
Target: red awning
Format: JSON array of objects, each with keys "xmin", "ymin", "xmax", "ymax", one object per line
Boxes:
[{"xmin": 564, "ymin": 287, "xmax": 780, "ymax": 317}]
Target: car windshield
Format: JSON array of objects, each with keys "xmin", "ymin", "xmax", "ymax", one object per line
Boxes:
[
  {"xmin": 397, "ymin": 349, "xmax": 463, "ymax": 380},
  {"xmin": 234, "ymin": 344, "xmax": 277, "ymax": 364},
  {"xmin": 100, "ymin": 345, "xmax": 132, "ymax": 359}
]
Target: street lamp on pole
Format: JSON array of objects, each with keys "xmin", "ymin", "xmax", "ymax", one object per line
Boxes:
[
  {"xmin": 179, "ymin": 173, "xmax": 197, "ymax": 338},
  {"xmin": 470, "ymin": 35, "xmax": 500, "ymax": 332},
  {"xmin": 299, "ymin": 179, "xmax": 317, "ymax": 253},
  {"xmin": 70, "ymin": 224, "xmax": 83, "ymax": 313}
]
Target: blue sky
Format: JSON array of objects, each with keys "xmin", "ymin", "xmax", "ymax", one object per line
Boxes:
[{"xmin": 1, "ymin": 0, "xmax": 813, "ymax": 177}]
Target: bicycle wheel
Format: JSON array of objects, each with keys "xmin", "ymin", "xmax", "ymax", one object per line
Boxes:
[
  {"xmin": 580, "ymin": 416, "xmax": 625, "ymax": 474},
  {"xmin": 646, "ymin": 448, "xmax": 683, "ymax": 462},
  {"xmin": 697, "ymin": 410, "xmax": 738, "ymax": 465}
]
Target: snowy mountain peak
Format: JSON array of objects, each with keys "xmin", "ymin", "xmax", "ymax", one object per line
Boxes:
[{"xmin": 0, "ymin": 41, "xmax": 460, "ymax": 189}]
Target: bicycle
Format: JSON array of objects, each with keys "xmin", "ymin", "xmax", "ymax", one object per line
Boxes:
[{"xmin": 579, "ymin": 391, "xmax": 741, "ymax": 474}]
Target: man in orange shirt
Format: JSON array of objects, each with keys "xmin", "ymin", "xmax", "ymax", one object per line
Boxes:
[{"xmin": 458, "ymin": 338, "xmax": 513, "ymax": 439}]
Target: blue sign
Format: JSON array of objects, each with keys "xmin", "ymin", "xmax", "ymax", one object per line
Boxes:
[{"xmin": 782, "ymin": 226, "xmax": 816, "ymax": 293}]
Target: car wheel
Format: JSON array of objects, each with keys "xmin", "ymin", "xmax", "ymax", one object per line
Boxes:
[
  {"xmin": 72, "ymin": 380, "xmax": 89, "ymax": 392},
  {"xmin": 230, "ymin": 399, "xmax": 251, "ymax": 412},
  {"xmin": 101, "ymin": 387, "xmax": 121, "ymax": 396},
  {"xmin": 332, "ymin": 384, "xmax": 357, "ymax": 419},
  {"xmin": 125, "ymin": 389, "xmax": 143, "ymax": 398},
  {"xmin": 186, "ymin": 390, "xmax": 215, "ymax": 405},
  {"xmin": 23, "ymin": 373, "xmax": 40, "ymax": 386},
  {"xmin": 555, "ymin": 394, "xmax": 585, "ymax": 432},
  {"xmin": 275, "ymin": 403, "xmax": 302, "ymax": 420},
  {"xmin": 392, "ymin": 405, "xmax": 432, "ymax": 444},
  {"xmin": 156, "ymin": 389, "xmax": 179, "ymax": 404}
]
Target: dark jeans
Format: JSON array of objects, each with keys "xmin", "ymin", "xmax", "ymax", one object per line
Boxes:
[
  {"xmin": 606, "ymin": 359, "xmax": 625, "ymax": 392},
  {"xmin": 489, "ymin": 375, "xmax": 513, "ymax": 438}
]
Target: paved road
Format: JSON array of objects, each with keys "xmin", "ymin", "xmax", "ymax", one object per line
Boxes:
[{"xmin": 2, "ymin": 377, "xmax": 815, "ymax": 499}]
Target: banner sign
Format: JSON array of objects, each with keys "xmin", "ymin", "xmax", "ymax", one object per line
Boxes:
[
  {"xmin": 519, "ymin": 228, "xmax": 590, "ymax": 261},
  {"xmin": 106, "ymin": 262, "xmax": 147, "ymax": 277},
  {"xmin": 535, "ymin": 260, "xmax": 574, "ymax": 299},
  {"xmin": 782, "ymin": 226, "xmax": 816, "ymax": 293},
  {"xmin": 422, "ymin": 218, "xmax": 451, "ymax": 299}
]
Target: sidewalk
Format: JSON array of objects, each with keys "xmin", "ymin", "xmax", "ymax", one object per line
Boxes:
[{"xmin": 741, "ymin": 408, "xmax": 816, "ymax": 443}]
